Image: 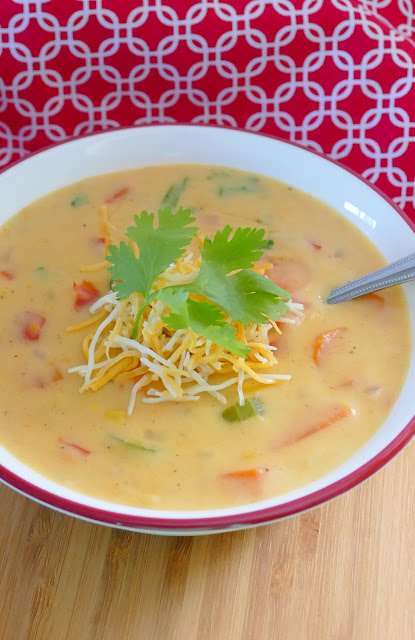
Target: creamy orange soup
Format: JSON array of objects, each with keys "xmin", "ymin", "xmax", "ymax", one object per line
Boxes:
[{"xmin": 0, "ymin": 166, "xmax": 410, "ymax": 509}]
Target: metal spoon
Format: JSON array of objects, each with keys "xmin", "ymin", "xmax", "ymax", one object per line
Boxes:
[{"xmin": 327, "ymin": 252, "xmax": 415, "ymax": 304}]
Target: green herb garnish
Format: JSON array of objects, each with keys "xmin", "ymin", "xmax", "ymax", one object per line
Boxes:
[
  {"xmin": 106, "ymin": 207, "xmax": 290, "ymax": 358},
  {"xmin": 71, "ymin": 193, "xmax": 89, "ymax": 207},
  {"xmin": 107, "ymin": 205, "xmax": 197, "ymax": 306}
]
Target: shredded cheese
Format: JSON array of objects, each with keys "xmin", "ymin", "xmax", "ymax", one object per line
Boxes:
[
  {"xmin": 69, "ymin": 253, "xmax": 303, "ymax": 414},
  {"xmin": 80, "ymin": 261, "xmax": 108, "ymax": 273},
  {"xmin": 66, "ymin": 307, "xmax": 107, "ymax": 332}
]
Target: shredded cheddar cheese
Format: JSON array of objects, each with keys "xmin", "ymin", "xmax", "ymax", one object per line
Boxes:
[
  {"xmin": 68, "ymin": 253, "xmax": 303, "ymax": 415},
  {"xmin": 80, "ymin": 261, "xmax": 109, "ymax": 273}
]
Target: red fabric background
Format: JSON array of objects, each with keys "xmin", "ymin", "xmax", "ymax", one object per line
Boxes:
[{"xmin": 1, "ymin": 0, "xmax": 415, "ymax": 217}]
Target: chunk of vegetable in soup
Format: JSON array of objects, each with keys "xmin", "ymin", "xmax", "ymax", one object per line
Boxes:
[{"xmin": 0, "ymin": 165, "xmax": 410, "ymax": 510}]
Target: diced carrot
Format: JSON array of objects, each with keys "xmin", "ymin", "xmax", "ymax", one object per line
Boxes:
[
  {"xmin": 105, "ymin": 186, "xmax": 130, "ymax": 203},
  {"xmin": 276, "ymin": 405, "xmax": 352, "ymax": 449},
  {"xmin": 313, "ymin": 327, "xmax": 347, "ymax": 365},
  {"xmin": 20, "ymin": 311, "xmax": 46, "ymax": 341},
  {"xmin": 0, "ymin": 269, "xmax": 14, "ymax": 280},
  {"xmin": 73, "ymin": 280, "xmax": 100, "ymax": 311},
  {"xmin": 311, "ymin": 242, "xmax": 322, "ymax": 251},
  {"xmin": 268, "ymin": 259, "xmax": 311, "ymax": 292},
  {"xmin": 221, "ymin": 468, "xmax": 265, "ymax": 481},
  {"xmin": 59, "ymin": 438, "xmax": 91, "ymax": 456},
  {"xmin": 361, "ymin": 292, "xmax": 385, "ymax": 307}
]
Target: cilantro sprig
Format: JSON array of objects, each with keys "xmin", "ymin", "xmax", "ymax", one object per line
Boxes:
[
  {"xmin": 107, "ymin": 205, "xmax": 197, "ymax": 305},
  {"xmin": 106, "ymin": 207, "xmax": 291, "ymax": 358},
  {"xmin": 186, "ymin": 226, "xmax": 290, "ymax": 326},
  {"xmin": 157, "ymin": 288, "xmax": 250, "ymax": 357}
]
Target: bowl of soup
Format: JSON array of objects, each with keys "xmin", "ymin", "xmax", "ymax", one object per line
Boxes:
[{"xmin": 0, "ymin": 124, "xmax": 414, "ymax": 535}]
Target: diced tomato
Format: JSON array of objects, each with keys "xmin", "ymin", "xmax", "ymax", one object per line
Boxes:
[
  {"xmin": 268, "ymin": 259, "xmax": 311, "ymax": 293},
  {"xmin": 0, "ymin": 270, "xmax": 14, "ymax": 280},
  {"xmin": 105, "ymin": 186, "xmax": 130, "ymax": 203},
  {"xmin": 93, "ymin": 236, "xmax": 106, "ymax": 246},
  {"xmin": 20, "ymin": 311, "xmax": 46, "ymax": 341},
  {"xmin": 73, "ymin": 280, "xmax": 100, "ymax": 311},
  {"xmin": 313, "ymin": 327, "xmax": 347, "ymax": 365},
  {"xmin": 59, "ymin": 438, "xmax": 91, "ymax": 456}
]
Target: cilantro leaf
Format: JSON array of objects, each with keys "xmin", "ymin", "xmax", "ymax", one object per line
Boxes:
[
  {"xmin": 185, "ymin": 227, "xmax": 291, "ymax": 325},
  {"xmin": 106, "ymin": 241, "xmax": 144, "ymax": 300},
  {"xmin": 186, "ymin": 298, "xmax": 228, "ymax": 329},
  {"xmin": 158, "ymin": 289, "xmax": 250, "ymax": 357},
  {"xmin": 202, "ymin": 225, "xmax": 266, "ymax": 273},
  {"xmin": 192, "ymin": 269, "xmax": 290, "ymax": 325},
  {"xmin": 194, "ymin": 322, "xmax": 249, "ymax": 358},
  {"xmin": 106, "ymin": 212, "xmax": 291, "ymax": 356},
  {"xmin": 186, "ymin": 300, "xmax": 250, "ymax": 357},
  {"xmin": 157, "ymin": 288, "xmax": 190, "ymax": 328},
  {"xmin": 106, "ymin": 207, "xmax": 197, "ymax": 300}
]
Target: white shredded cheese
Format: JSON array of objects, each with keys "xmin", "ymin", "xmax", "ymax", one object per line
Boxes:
[
  {"xmin": 69, "ymin": 254, "xmax": 297, "ymax": 413},
  {"xmin": 237, "ymin": 369, "xmax": 245, "ymax": 406},
  {"xmin": 85, "ymin": 304, "xmax": 120, "ymax": 384},
  {"xmin": 128, "ymin": 374, "xmax": 150, "ymax": 415}
]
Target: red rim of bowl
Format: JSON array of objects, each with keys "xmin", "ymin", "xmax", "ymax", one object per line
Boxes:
[{"xmin": 1, "ymin": 123, "xmax": 414, "ymax": 532}]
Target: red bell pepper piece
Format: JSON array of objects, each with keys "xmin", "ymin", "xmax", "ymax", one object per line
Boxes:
[{"xmin": 73, "ymin": 280, "xmax": 100, "ymax": 311}]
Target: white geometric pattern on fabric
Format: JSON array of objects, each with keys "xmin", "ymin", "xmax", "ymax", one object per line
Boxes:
[{"xmin": 1, "ymin": 0, "xmax": 415, "ymax": 212}]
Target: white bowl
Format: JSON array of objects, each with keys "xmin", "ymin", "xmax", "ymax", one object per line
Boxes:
[{"xmin": 1, "ymin": 125, "xmax": 414, "ymax": 535}]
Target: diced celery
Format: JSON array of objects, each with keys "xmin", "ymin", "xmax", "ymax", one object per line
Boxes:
[
  {"xmin": 222, "ymin": 398, "xmax": 264, "ymax": 423},
  {"xmin": 110, "ymin": 435, "xmax": 157, "ymax": 453},
  {"xmin": 217, "ymin": 176, "xmax": 262, "ymax": 197},
  {"xmin": 162, "ymin": 177, "xmax": 188, "ymax": 208}
]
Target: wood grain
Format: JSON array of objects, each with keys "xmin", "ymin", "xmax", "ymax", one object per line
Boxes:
[{"xmin": 1, "ymin": 440, "xmax": 415, "ymax": 640}]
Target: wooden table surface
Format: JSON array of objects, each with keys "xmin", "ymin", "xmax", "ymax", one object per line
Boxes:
[{"xmin": 1, "ymin": 440, "xmax": 415, "ymax": 640}]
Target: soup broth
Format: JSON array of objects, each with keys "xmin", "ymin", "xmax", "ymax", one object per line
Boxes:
[{"xmin": 0, "ymin": 165, "xmax": 410, "ymax": 509}]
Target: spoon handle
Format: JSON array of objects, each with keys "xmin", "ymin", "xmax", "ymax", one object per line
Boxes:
[{"xmin": 327, "ymin": 252, "xmax": 415, "ymax": 304}]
